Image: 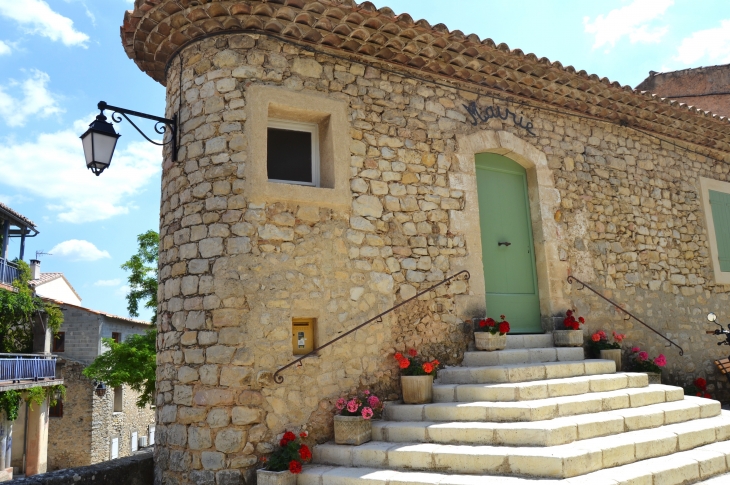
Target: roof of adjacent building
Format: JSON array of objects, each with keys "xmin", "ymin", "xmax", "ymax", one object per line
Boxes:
[
  {"xmin": 30, "ymin": 272, "xmax": 84, "ymax": 303},
  {"xmin": 44, "ymin": 298, "xmax": 153, "ymax": 326},
  {"xmin": 121, "ymin": 0, "xmax": 730, "ymax": 157},
  {"xmin": 0, "ymin": 201, "xmax": 36, "ymax": 229}
]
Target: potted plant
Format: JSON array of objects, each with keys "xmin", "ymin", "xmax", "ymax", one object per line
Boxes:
[
  {"xmin": 257, "ymin": 430, "xmax": 311, "ymax": 485},
  {"xmin": 474, "ymin": 315, "xmax": 511, "ymax": 351},
  {"xmin": 333, "ymin": 390, "xmax": 383, "ymax": 445},
  {"xmin": 553, "ymin": 310, "xmax": 585, "ymax": 347},
  {"xmin": 628, "ymin": 347, "xmax": 666, "ymax": 384},
  {"xmin": 394, "ymin": 349, "xmax": 440, "ymax": 404},
  {"xmin": 588, "ymin": 330, "xmax": 625, "ymax": 370},
  {"xmin": 684, "ymin": 377, "xmax": 713, "ymax": 399}
]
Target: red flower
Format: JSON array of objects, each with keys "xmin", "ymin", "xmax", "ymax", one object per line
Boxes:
[
  {"xmin": 394, "ymin": 352, "xmax": 403, "ymax": 360},
  {"xmin": 500, "ymin": 314, "xmax": 505, "ymax": 320},
  {"xmin": 282, "ymin": 431, "xmax": 296, "ymax": 444},
  {"xmin": 498, "ymin": 321, "xmax": 510, "ymax": 334},
  {"xmin": 289, "ymin": 460, "xmax": 303, "ymax": 474},
  {"xmin": 299, "ymin": 431, "xmax": 308, "ymax": 438},
  {"xmin": 408, "ymin": 349, "xmax": 418, "ymax": 357},
  {"xmin": 704, "ymin": 393, "xmax": 712, "ymax": 399},
  {"xmin": 431, "ymin": 359, "xmax": 440, "ymax": 366},
  {"xmin": 591, "ymin": 333, "xmax": 601, "ymax": 342},
  {"xmin": 578, "ymin": 317, "xmax": 585, "ymax": 324},
  {"xmin": 695, "ymin": 378, "xmax": 707, "ymax": 390},
  {"xmin": 566, "ymin": 310, "xmax": 573, "ymax": 317},
  {"xmin": 697, "ymin": 392, "xmax": 703, "ymax": 397},
  {"xmin": 423, "ymin": 362, "xmax": 434, "ymax": 374},
  {"xmin": 485, "ymin": 318, "xmax": 496, "ymax": 327},
  {"xmin": 299, "ymin": 444, "xmax": 312, "ymax": 461},
  {"xmin": 398, "ymin": 358, "xmax": 410, "ymax": 369},
  {"xmin": 479, "ymin": 319, "xmax": 487, "ymax": 327}
]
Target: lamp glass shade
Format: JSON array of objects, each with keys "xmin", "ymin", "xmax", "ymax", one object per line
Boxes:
[
  {"xmin": 80, "ymin": 115, "xmax": 120, "ymax": 176},
  {"xmin": 708, "ymin": 312, "xmax": 717, "ymax": 322}
]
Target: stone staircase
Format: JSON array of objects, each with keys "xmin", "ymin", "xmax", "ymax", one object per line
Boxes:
[{"xmin": 300, "ymin": 335, "xmax": 730, "ymax": 484}]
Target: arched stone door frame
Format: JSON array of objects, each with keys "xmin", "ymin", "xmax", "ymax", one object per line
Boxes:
[{"xmin": 451, "ymin": 130, "xmax": 569, "ymax": 331}]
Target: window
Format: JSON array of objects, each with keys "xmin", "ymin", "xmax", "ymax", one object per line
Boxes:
[
  {"xmin": 113, "ymin": 386, "xmax": 123, "ymax": 412},
  {"xmin": 267, "ymin": 119, "xmax": 319, "ymax": 187},
  {"xmin": 49, "ymin": 398, "xmax": 63, "ymax": 418},
  {"xmin": 110, "ymin": 437, "xmax": 119, "ymax": 459},
  {"xmin": 112, "ymin": 332, "xmax": 121, "ymax": 344},
  {"xmin": 700, "ymin": 177, "xmax": 730, "ymax": 284},
  {"xmin": 52, "ymin": 332, "xmax": 65, "ymax": 352}
]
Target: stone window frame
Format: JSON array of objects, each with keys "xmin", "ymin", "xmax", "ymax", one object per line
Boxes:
[
  {"xmin": 267, "ymin": 118, "xmax": 321, "ymax": 187},
  {"xmin": 699, "ymin": 177, "xmax": 730, "ymax": 284},
  {"xmin": 244, "ymin": 85, "xmax": 351, "ymax": 210}
]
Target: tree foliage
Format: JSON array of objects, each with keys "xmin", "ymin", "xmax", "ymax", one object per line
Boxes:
[
  {"xmin": 83, "ymin": 231, "xmax": 159, "ymax": 408},
  {"xmin": 0, "ymin": 260, "xmax": 63, "ymax": 353},
  {"xmin": 83, "ymin": 330, "xmax": 156, "ymax": 407},
  {"xmin": 121, "ymin": 230, "xmax": 159, "ymax": 324}
]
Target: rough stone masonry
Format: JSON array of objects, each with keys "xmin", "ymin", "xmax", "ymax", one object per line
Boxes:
[{"xmin": 119, "ymin": 1, "xmax": 730, "ymax": 484}]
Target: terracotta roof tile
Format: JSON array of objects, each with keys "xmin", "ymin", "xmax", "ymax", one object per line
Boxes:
[
  {"xmin": 120, "ymin": 0, "xmax": 730, "ymax": 155},
  {"xmin": 0, "ymin": 202, "xmax": 36, "ymax": 228},
  {"xmin": 28, "ymin": 272, "xmax": 64, "ymax": 287}
]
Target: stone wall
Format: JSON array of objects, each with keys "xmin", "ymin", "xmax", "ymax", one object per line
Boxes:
[
  {"xmin": 8, "ymin": 448, "xmax": 152, "ymax": 485},
  {"xmin": 153, "ymin": 32, "xmax": 730, "ymax": 484},
  {"xmin": 47, "ymin": 359, "xmax": 155, "ymax": 470}
]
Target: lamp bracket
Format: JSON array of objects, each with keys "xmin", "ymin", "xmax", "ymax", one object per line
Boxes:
[{"xmin": 97, "ymin": 101, "xmax": 178, "ymax": 162}]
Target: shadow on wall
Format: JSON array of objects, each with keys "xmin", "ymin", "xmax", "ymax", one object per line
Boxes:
[{"xmin": 6, "ymin": 448, "xmax": 153, "ymax": 485}]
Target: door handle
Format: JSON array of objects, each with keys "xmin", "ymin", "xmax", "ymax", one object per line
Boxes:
[{"xmin": 498, "ymin": 241, "xmax": 511, "ymax": 247}]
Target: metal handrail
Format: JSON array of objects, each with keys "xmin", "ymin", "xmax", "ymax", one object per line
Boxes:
[
  {"xmin": 0, "ymin": 258, "xmax": 19, "ymax": 286},
  {"xmin": 0, "ymin": 354, "xmax": 56, "ymax": 382},
  {"xmin": 567, "ymin": 275, "xmax": 684, "ymax": 355},
  {"xmin": 273, "ymin": 270, "xmax": 471, "ymax": 383}
]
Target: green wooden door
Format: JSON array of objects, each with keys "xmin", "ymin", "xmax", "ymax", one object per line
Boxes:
[
  {"xmin": 476, "ymin": 153, "xmax": 542, "ymax": 333},
  {"xmin": 709, "ymin": 190, "xmax": 730, "ymax": 272}
]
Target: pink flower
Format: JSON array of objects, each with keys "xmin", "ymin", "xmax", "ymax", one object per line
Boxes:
[
  {"xmin": 363, "ymin": 390, "xmax": 370, "ymax": 395},
  {"xmin": 368, "ymin": 395, "xmax": 380, "ymax": 408},
  {"xmin": 654, "ymin": 354, "xmax": 666, "ymax": 367},
  {"xmin": 631, "ymin": 347, "xmax": 640, "ymax": 353},
  {"xmin": 361, "ymin": 407, "xmax": 374, "ymax": 420},
  {"xmin": 346, "ymin": 399, "xmax": 359, "ymax": 413},
  {"xmin": 335, "ymin": 398, "xmax": 346, "ymax": 411},
  {"xmin": 638, "ymin": 351, "xmax": 649, "ymax": 361}
]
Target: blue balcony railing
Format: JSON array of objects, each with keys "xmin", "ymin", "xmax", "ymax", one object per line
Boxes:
[
  {"xmin": 0, "ymin": 258, "xmax": 19, "ymax": 286},
  {"xmin": 0, "ymin": 354, "xmax": 56, "ymax": 383}
]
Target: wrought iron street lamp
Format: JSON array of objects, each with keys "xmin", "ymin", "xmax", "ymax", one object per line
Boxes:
[
  {"xmin": 80, "ymin": 101, "xmax": 177, "ymax": 176},
  {"xmin": 94, "ymin": 381, "xmax": 107, "ymax": 398}
]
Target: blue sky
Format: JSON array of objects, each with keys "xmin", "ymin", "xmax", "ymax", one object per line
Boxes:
[{"xmin": 0, "ymin": 0, "xmax": 728, "ymax": 321}]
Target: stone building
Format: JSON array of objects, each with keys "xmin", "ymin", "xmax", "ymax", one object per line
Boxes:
[
  {"xmin": 38, "ymin": 304, "xmax": 156, "ymax": 471},
  {"xmin": 637, "ymin": 64, "xmax": 730, "ymax": 118},
  {"xmin": 118, "ymin": 1, "xmax": 730, "ymax": 483}
]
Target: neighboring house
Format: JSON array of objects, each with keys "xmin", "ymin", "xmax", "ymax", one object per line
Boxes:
[
  {"xmin": 636, "ymin": 64, "xmax": 730, "ymax": 118},
  {"xmin": 28, "ymin": 260, "xmax": 82, "ymax": 307},
  {"xmin": 0, "ymin": 204, "xmax": 59, "ymax": 483},
  {"xmin": 0, "ymin": 202, "xmax": 38, "ymax": 288},
  {"xmin": 40, "ymin": 302, "xmax": 156, "ymax": 471}
]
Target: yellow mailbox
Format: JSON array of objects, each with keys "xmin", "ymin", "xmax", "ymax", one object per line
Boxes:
[{"xmin": 292, "ymin": 318, "xmax": 315, "ymax": 355}]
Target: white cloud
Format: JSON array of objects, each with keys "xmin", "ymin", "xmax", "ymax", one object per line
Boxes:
[
  {"xmin": 674, "ymin": 19, "xmax": 730, "ymax": 65},
  {"xmin": 584, "ymin": 0, "xmax": 673, "ymax": 50},
  {"xmin": 115, "ymin": 285, "xmax": 130, "ymax": 298},
  {"xmin": 0, "ymin": 70, "xmax": 63, "ymax": 127},
  {"xmin": 0, "ymin": 115, "xmax": 161, "ymax": 223},
  {"xmin": 0, "ymin": 40, "xmax": 10, "ymax": 55},
  {"xmin": 50, "ymin": 239, "xmax": 111, "ymax": 261},
  {"xmin": 94, "ymin": 278, "xmax": 121, "ymax": 287},
  {"xmin": 0, "ymin": 0, "xmax": 89, "ymax": 47}
]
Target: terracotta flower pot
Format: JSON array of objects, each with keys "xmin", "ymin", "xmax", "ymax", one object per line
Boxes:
[
  {"xmin": 553, "ymin": 330, "xmax": 583, "ymax": 347},
  {"xmin": 599, "ymin": 349, "xmax": 622, "ymax": 371},
  {"xmin": 257, "ymin": 469, "xmax": 297, "ymax": 485},
  {"xmin": 474, "ymin": 332, "xmax": 507, "ymax": 351},
  {"xmin": 334, "ymin": 415, "xmax": 372, "ymax": 445},
  {"xmin": 401, "ymin": 375, "xmax": 433, "ymax": 404},
  {"xmin": 645, "ymin": 372, "xmax": 662, "ymax": 385}
]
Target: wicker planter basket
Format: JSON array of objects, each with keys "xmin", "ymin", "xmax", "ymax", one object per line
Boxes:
[
  {"xmin": 599, "ymin": 349, "xmax": 622, "ymax": 372},
  {"xmin": 334, "ymin": 415, "xmax": 372, "ymax": 445},
  {"xmin": 645, "ymin": 372, "xmax": 662, "ymax": 385},
  {"xmin": 256, "ymin": 469, "xmax": 297, "ymax": 485},
  {"xmin": 553, "ymin": 330, "xmax": 583, "ymax": 347},
  {"xmin": 474, "ymin": 332, "xmax": 507, "ymax": 351},
  {"xmin": 401, "ymin": 375, "xmax": 433, "ymax": 404}
]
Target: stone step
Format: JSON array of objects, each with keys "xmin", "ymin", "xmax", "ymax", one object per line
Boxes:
[
  {"xmin": 373, "ymin": 397, "xmax": 719, "ymax": 446},
  {"xmin": 462, "ymin": 347, "xmax": 584, "ymax": 367},
  {"xmin": 312, "ymin": 411, "xmax": 730, "ymax": 479},
  {"xmin": 436, "ymin": 359, "xmax": 615, "ymax": 386},
  {"xmin": 300, "ymin": 439, "xmax": 730, "ymax": 484},
  {"xmin": 386, "ymin": 384, "xmax": 685, "ymax": 423},
  {"xmin": 505, "ymin": 334, "xmax": 554, "ymax": 349},
  {"xmin": 433, "ymin": 372, "xmax": 648, "ymax": 403}
]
